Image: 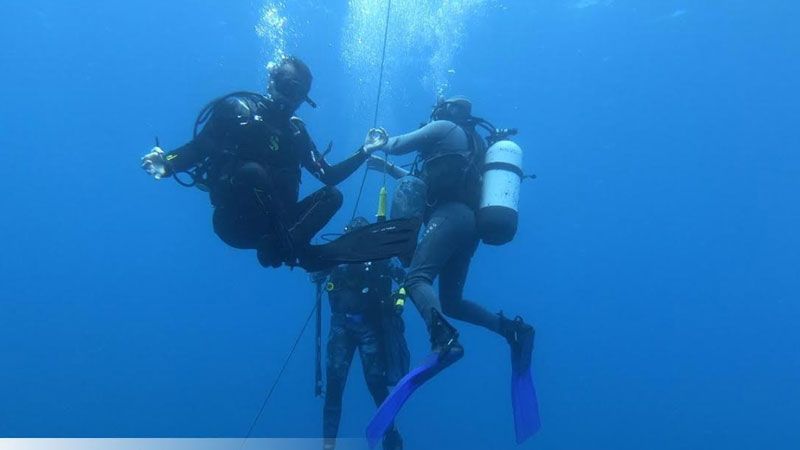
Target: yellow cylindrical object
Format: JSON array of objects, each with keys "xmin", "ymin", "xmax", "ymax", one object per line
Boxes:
[{"xmin": 376, "ymin": 186, "xmax": 388, "ymax": 220}]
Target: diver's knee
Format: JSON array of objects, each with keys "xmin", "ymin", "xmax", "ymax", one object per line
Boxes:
[
  {"xmin": 322, "ymin": 186, "xmax": 344, "ymax": 207},
  {"xmin": 403, "ymin": 272, "xmax": 432, "ymax": 291},
  {"xmin": 440, "ymin": 301, "xmax": 459, "ymax": 319},
  {"xmin": 213, "ymin": 209, "xmax": 254, "ymax": 249},
  {"xmin": 326, "ymin": 357, "xmax": 351, "ymax": 382}
]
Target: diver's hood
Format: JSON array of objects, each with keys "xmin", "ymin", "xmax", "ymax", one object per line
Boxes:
[{"xmin": 431, "ymin": 96, "xmax": 473, "ymax": 123}]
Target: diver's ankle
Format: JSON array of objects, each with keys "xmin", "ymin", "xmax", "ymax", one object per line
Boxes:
[{"xmin": 498, "ymin": 312, "xmax": 535, "ymax": 346}]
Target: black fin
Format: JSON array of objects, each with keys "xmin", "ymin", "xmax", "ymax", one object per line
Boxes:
[{"xmin": 300, "ymin": 218, "xmax": 421, "ymax": 271}]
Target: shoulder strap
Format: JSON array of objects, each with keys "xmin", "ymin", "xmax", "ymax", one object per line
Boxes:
[
  {"xmin": 289, "ymin": 116, "xmax": 308, "ymax": 138},
  {"xmin": 194, "ymin": 91, "xmax": 268, "ymax": 138},
  {"xmin": 459, "ymin": 124, "xmax": 486, "ymax": 170}
]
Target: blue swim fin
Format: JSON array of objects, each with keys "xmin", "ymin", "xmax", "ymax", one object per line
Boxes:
[
  {"xmin": 366, "ymin": 352, "xmax": 438, "ymax": 448},
  {"xmin": 366, "ymin": 349, "xmax": 462, "ymax": 448},
  {"xmin": 366, "ymin": 314, "xmax": 463, "ymax": 449},
  {"xmin": 509, "ymin": 318, "xmax": 541, "ymax": 443},
  {"xmin": 512, "ymin": 366, "xmax": 541, "ymax": 443}
]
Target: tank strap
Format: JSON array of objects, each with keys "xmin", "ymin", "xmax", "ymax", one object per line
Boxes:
[
  {"xmin": 410, "ymin": 154, "xmax": 422, "ymax": 176},
  {"xmin": 484, "ymin": 161, "xmax": 525, "ymax": 179}
]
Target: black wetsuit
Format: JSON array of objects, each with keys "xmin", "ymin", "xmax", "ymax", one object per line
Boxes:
[
  {"xmin": 321, "ymin": 260, "xmax": 406, "ymax": 450},
  {"xmin": 163, "ymin": 93, "xmax": 368, "ymax": 268},
  {"xmin": 386, "ymin": 120, "xmax": 503, "ymax": 336}
]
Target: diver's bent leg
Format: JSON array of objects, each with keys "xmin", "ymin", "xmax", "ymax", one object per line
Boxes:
[
  {"xmin": 212, "ymin": 207, "xmax": 262, "ymax": 249},
  {"xmin": 290, "ymin": 186, "xmax": 343, "ymax": 246},
  {"xmin": 403, "ymin": 206, "xmax": 463, "ymax": 327},
  {"xmin": 428, "ymin": 201, "xmax": 503, "ymax": 333},
  {"xmin": 406, "ymin": 202, "xmax": 480, "ymax": 327},
  {"xmin": 323, "ymin": 316, "xmax": 356, "ymax": 449},
  {"xmin": 291, "ymin": 186, "xmax": 344, "ymax": 270},
  {"xmin": 403, "ymin": 281, "xmax": 440, "ymax": 328},
  {"xmin": 212, "ymin": 163, "xmax": 276, "ymax": 250},
  {"xmin": 221, "ymin": 162, "xmax": 292, "ymax": 265},
  {"xmin": 439, "ymin": 244, "xmax": 502, "ymax": 334}
]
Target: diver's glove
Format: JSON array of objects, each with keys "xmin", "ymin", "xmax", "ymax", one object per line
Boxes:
[
  {"xmin": 391, "ymin": 287, "xmax": 407, "ymax": 315},
  {"xmin": 362, "ymin": 127, "xmax": 388, "ymax": 154},
  {"xmin": 141, "ymin": 146, "xmax": 168, "ymax": 179}
]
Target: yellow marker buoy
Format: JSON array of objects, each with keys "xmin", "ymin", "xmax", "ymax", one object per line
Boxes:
[{"xmin": 377, "ymin": 186, "xmax": 388, "ymax": 221}]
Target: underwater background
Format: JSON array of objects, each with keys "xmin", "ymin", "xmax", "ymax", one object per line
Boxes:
[{"xmin": 1, "ymin": 1, "xmax": 798, "ymax": 449}]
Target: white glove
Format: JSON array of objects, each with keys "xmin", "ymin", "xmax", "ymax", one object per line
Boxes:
[
  {"xmin": 363, "ymin": 127, "xmax": 389, "ymax": 154},
  {"xmin": 141, "ymin": 146, "xmax": 168, "ymax": 179}
]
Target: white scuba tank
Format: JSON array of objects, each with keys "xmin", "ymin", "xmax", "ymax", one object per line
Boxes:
[{"xmin": 477, "ymin": 140, "xmax": 524, "ymax": 245}]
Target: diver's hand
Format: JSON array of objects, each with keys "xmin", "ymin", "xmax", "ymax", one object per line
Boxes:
[
  {"xmin": 363, "ymin": 127, "xmax": 388, "ymax": 154},
  {"xmin": 367, "ymin": 154, "xmax": 390, "ymax": 172},
  {"xmin": 141, "ymin": 147, "xmax": 168, "ymax": 179}
]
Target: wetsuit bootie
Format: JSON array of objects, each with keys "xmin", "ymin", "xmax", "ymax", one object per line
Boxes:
[
  {"xmin": 382, "ymin": 427, "xmax": 403, "ymax": 450},
  {"xmin": 429, "ymin": 308, "xmax": 464, "ymax": 364},
  {"xmin": 498, "ymin": 313, "xmax": 541, "ymax": 444},
  {"xmin": 499, "ymin": 313, "xmax": 535, "ymax": 372}
]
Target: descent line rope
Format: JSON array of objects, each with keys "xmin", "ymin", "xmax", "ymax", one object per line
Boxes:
[
  {"xmin": 240, "ymin": 302, "xmax": 317, "ymax": 448},
  {"xmin": 351, "ymin": 0, "xmax": 393, "ymax": 220}
]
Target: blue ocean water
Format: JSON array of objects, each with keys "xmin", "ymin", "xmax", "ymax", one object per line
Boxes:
[{"xmin": 1, "ymin": 1, "xmax": 798, "ymax": 449}]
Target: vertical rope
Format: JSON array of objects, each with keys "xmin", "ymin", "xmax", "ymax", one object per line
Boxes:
[
  {"xmin": 373, "ymin": 0, "xmax": 392, "ymax": 129},
  {"xmin": 376, "ymin": 0, "xmax": 393, "ymax": 190},
  {"xmin": 351, "ymin": 0, "xmax": 393, "ymax": 220},
  {"xmin": 240, "ymin": 303, "xmax": 317, "ymax": 449}
]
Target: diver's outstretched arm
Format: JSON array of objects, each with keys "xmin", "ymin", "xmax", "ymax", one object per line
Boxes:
[
  {"xmin": 299, "ymin": 127, "xmax": 387, "ymax": 186},
  {"xmin": 140, "ymin": 139, "xmax": 208, "ymax": 180},
  {"xmin": 382, "ymin": 120, "xmax": 460, "ymax": 156},
  {"xmin": 140, "ymin": 96, "xmax": 243, "ymax": 180},
  {"xmin": 367, "ymin": 155, "xmax": 410, "ymax": 180}
]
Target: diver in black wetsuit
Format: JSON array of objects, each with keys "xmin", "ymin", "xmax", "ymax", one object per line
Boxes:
[
  {"xmin": 369, "ymin": 97, "xmax": 534, "ymax": 368},
  {"xmin": 140, "ymin": 56, "xmax": 416, "ymax": 271},
  {"xmin": 313, "ymin": 217, "xmax": 408, "ymax": 450}
]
